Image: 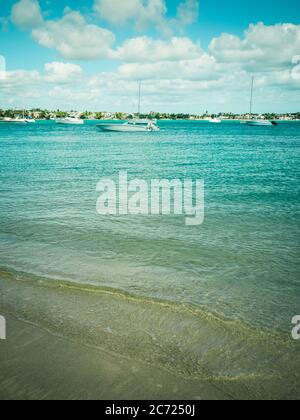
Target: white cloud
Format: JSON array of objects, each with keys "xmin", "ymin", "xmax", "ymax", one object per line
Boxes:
[
  {"xmin": 4, "ymin": 10, "xmax": 300, "ymax": 113},
  {"xmin": 1, "ymin": 62, "xmax": 299, "ymax": 113},
  {"xmin": 117, "ymin": 53, "xmax": 220, "ymax": 81},
  {"xmin": 0, "ymin": 55, "xmax": 7, "ymax": 82},
  {"xmin": 0, "ymin": 69, "xmax": 41, "ymax": 87},
  {"xmin": 0, "ymin": 69, "xmax": 41, "ymax": 104},
  {"xmin": 176, "ymin": 0, "xmax": 199, "ymax": 27},
  {"xmin": 114, "ymin": 36, "xmax": 202, "ymax": 62},
  {"xmin": 0, "ymin": 66, "xmax": 94, "ymax": 108},
  {"xmin": 87, "ymin": 71, "xmax": 247, "ymax": 113},
  {"xmin": 209, "ymin": 23, "xmax": 300, "ymax": 71},
  {"xmin": 9, "ymin": 1, "xmax": 199, "ymax": 62},
  {"xmin": 44, "ymin": 62, "xmax": 83, "ymax": 83},
  {"xmin": 32, "ymin": 9, "xmax": 115, "ymax": 60},
  {"xmin": 255, "ymin": 69, "xmax": 300, "ymax": 90},
  {"xmin": 48, "ymin": 86, "xmax": 102, "ymax": 103},
  {"xmin": 11, "ymin": 0, "xmax": 43, "ymax": 30},
  {"xmin": 94, "ymin": 0, "xmax": 199, "ymax": 33},
  {"xmin": 0, "ymin": 62, "xmax": 83, "ymax": 87},
  {"xmin": 94, "ymin": 0, "xmax": 167, "ymax": 29},
  {"xmin": 87, "ymin": 66, "xmax": 300, "ymax": 113}
]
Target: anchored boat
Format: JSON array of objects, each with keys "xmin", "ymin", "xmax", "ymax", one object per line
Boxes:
[
  {"xmin": 0, "ymin": 110, "xmax": 36, "ymax": 124},
  {"xmin": 97, "ymin": 119, "xmax": 159, "ymax": 132},
  {"xmin": 56, "ymin": 116, "xmax": 84, "ymax": 125},
  {"xmin": 0, "ymin": 117, "xmax": 34, "ymax": 124},
  {"xmin": 244, "ymin": 77, "xmax": 278, "ymax": 126},
  {"xmin": 244, "ymin": 120, "xmax": 278, "ymax": 126},
  {"xmin": 97, "ymin": 82, "xmax": 160, "ymax": 133}
]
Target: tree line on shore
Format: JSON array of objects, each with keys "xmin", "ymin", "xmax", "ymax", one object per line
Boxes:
[{"xmin": 0, "ymin": 109, "xmax": 300, "ymax": 121}]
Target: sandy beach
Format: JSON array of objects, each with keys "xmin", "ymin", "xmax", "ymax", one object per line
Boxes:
[
  {"xmin": 0, "ymin": 315, "xmax": 231, "ymax": 400},
  {"xmin": 1, "ymin": 269, "xmax": 299, "ymax": 400}
]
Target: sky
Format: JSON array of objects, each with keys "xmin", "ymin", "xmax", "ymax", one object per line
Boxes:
[{"xmin": 0, "ymin": 0, "xmax": 300, "ymax": 113}]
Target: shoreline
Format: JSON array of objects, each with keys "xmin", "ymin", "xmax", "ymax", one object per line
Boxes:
[
  {"xmin": 1, "ymin": 118, "xmax": 300, "ymax": 123},
  {"xmin": 1, "ymin": 269, "xmax": 299, "ymax": 400},
  {"xmin": 0, "ymin": 315, "xmax": 228, "ymax": 400}
]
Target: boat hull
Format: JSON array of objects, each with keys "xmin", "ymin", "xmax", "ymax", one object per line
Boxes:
[
  {"xmin": 56, "ymin": 119, "xmax": 84, "ymax": 125},
  {"xmin": 209, "ymin": 119, "xmax": 222, "ymax": 123},
  {"xmin": 0, "ymin": 119, "xmax": 27, "ymax": 124},
  {"xmin": 97, "ymin": 124, "xmax": 158, "ymax": 132},
  {"xmin": 245, "ymin": 120, "xmax": 276, "ymax": 126}
]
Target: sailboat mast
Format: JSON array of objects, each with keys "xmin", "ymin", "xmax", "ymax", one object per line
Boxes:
[
  {"xmin": 250, "ymin": 76, "xmax": 254, "ymax": 116},
  {"xmin": 138, "ymin": 81, "xmax": 142, "ymax": 117}
]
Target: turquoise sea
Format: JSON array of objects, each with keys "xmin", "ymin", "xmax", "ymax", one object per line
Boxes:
[{"xmin": 0, "ymin": 120, "xmax": 300, "ymax": 399}]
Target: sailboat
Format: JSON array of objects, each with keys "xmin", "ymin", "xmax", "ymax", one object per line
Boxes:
[
  {"xmin": 97, "ymin": 82, "xmax": 160, "ymax": 132},
  {"xmin": 244, "ymin": 78, "xmax": 277, "ymax": 126},
  {"xmin": 0, "ymin": 110, "xmax": 36, "ymax": 124},
  {"xmin": 0, "ymin": 117, "xmax": 27, "ymax": 124}
]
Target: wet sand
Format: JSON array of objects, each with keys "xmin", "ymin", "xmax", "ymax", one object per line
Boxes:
[
  {"xmin": 0, "ymin": 270, "xmax": 299, "ymax": 400},
  {"xmin": 0, "ymin": 315, "xmax": 228, "ymax": 400}
]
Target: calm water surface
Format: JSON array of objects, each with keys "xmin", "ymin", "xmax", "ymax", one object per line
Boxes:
[{"xmin": 0, "ymin": 120, "xmax": 299, "ymax": 397}]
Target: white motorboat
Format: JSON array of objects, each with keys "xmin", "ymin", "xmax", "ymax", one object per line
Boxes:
[
  {"xmin": 0, "ymin": 117, "xmax": 27, "ymax": 124},
  {"xmin": 0, "ymin": 117, "xmax": 16, "ymax": 123},
  {"xmin": 244, "ymin": 120, "xmax": 277, "ymax": 126},
  {"xmin": 56, "ymin": 116, "xmax": 84, "ymax": 125},
  {"xmin": 98, "ymin": 119, "xmax": 160, "ymax": 132},
  {"xmin": 97, "ymin": 82, "xmax": 160, "ymax": 133},
  {"xmin": 209, "ymin": 118, "xmax": 222, "ymax": 123},
  {"xmin": 0, "ymin": 110, "xmax": 36, "ymax": 124}
]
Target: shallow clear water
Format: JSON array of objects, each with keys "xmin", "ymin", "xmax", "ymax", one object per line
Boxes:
[
  {"xmin": 0, "ymin": 120, "xmax": 299, "ymax": 330},
  {"xmin": 1, "ymin": 120, "xmax": 300, "ymax": 397}
]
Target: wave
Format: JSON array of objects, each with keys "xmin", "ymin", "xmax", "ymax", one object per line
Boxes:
[
  {"xmin": 0, "ymin": 265, "xmax": 299, "ymax": 398},
  {"xmin": 0, "ymin": 265, "xmax": 287, "ymax": 341}
]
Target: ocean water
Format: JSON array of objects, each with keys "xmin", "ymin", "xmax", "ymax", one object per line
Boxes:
[{"xmin": 0, "ymin": 120, "xmax": 300, "ymax": 398}]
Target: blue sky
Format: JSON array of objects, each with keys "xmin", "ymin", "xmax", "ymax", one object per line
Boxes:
[{"xmin": 0, "ymin": 0, "xmax": 300, "ymax": 112}]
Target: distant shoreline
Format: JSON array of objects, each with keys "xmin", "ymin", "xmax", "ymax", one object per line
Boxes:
[
  {"xmin": 1, "ymin": 118, "xmax": 299, "ymax": 123},
  {"xmin": 1, "ymin": 110, "xmax": 300, "ymax": 123},
  {"xmin": 22, "ymin": 118, "xmax": 300, "ymax": 122}
]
